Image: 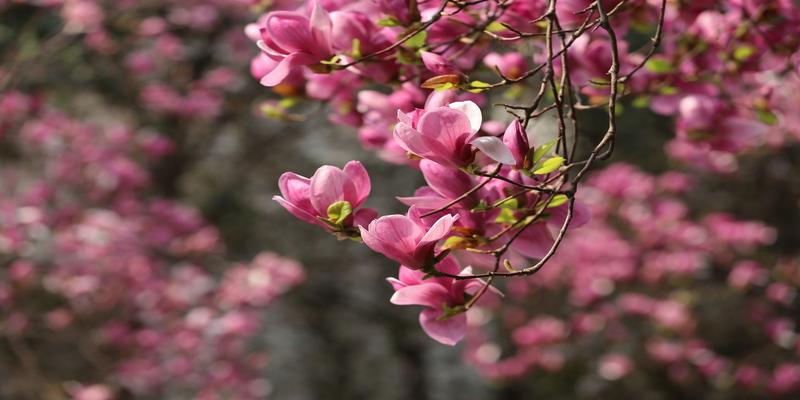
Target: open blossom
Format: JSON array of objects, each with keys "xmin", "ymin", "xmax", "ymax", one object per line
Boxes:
[
  {"xmin": 386, "ymin": 256, "xmax": 485, "ymax": 345},
  {"xmin": 420, "ymin": 51, "xmax": 461, "ymax": 75},
  {"xmin": 394, "ymin": 100, "xmax": 500, "ymax": 168},
  {"xmin": 472, "ymin": 119, "xmax": 531, "ymax": 168},
  {"xmin": 360, "ymin": 210, "xmax": 458, "ymax": 270},
  {"xmin": 255, "ymin": 2, "xmax": 333, "ymax": 86},
  {"xmin": 274, "ymin": 161, "xmax": 377, "ymax": 233},
  {"xmin": 483, "ymin": 52, "xmax": 527, "ymax": 80}
]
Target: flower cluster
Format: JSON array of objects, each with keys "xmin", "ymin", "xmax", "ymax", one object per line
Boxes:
[
  {"xmin": 0, "ymin": 0, "xmax": 306, "ymax": 396},
  {"xmin": 463, "ymin": 164, "xmax": 799, "ymax": 397},
  {"xmin": 0, "ymin": 94, "xmax": 304, "ymax": 399},
  {"xmin": 251, "ymin": 0, "xmax": 800, "ymax": 170},
  {"xmin": 276, "ymin": 92, "xmax": 593, "ymax": 344}
]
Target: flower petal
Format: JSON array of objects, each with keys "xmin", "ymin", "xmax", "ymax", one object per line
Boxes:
[
  {"xmin": 448, "ymin": 101, "xmax": 482, "ymax": 133},
  {"xmin": 343, "ymin": 160, "xmax": 370, "ymax": 208},
  {"xmin": 266, "ymin": 12, "xmax": 313, "ymax": 54},
  {"xmin": 260, "ymin": 52, "xmax": 315, "ymax": 87},
  {"xmin": 511, "ymin": 223, "xmax": 555, "ymax": 259},
  {"xmin": 390, "ymin": 282, "xmax": 449, "ymax": 308},
  {"xmin": 418, "ymin": 213, "xmax": 458, "ymax": 247},
  {"xmin": 419, "ymin": 309, "xmax": 466, "ymax": 346},
  {"xmin": 309, "ymin": 165, "xmax": 356, "ymax": 215},
  {"xmin": 471, "ymin": 136, "xmax": 516, "ymax": 165},
  {"xmin": 273, "ymin": 195, "xmax": 324, "ymax": 226}
]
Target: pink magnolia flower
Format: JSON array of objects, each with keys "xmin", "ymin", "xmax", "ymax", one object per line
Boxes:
[
  {"xmin": 420, "ymin": 51, "xmax": 461, "ymax": 75},
  {"xmin": 397, "ymin": 159, "xmax": 478, "ymax": 209},
  {"xmin": 360, "ymin": 210, "xmax": 458, "ymax": 270},
  {"xmin": 256, "ymin": 2, "xmax": 334, "ymax": 86},
  {"xmin": 393, "ymin": 100, "xmax": 483, "ymax": 168},
  {"xmin": 274, "ymin": 161, "xmax": 376, "ymax": 233},
  {"xmin": 471, "ymin": 119, "xmax": 532, "ymax": 167},
  {"xmin": 386, "ymin": 256, "xmax": 485, "ymax": 345},
  {"xmin": 484, "ymin": 52, "xmax": 528, "ymax": 79}
]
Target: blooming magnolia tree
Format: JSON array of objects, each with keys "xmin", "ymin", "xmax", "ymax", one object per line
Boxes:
[
  {"xmin": 0, "ymin": 0, "xmax": 798, "ymax": 398},
  {"xmin": 0, "ymin": 1, "xmax": 305, "ymax": 399},
  {"xmin": 257, "ymin": 0, "xmax": 798, "ymax": 343}
]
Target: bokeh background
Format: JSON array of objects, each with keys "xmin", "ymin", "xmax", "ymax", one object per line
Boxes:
[{"xmin": 1, "ymin": 1, "xmax": 799, "ymax": 399}]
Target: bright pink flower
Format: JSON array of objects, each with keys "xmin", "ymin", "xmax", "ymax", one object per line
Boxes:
[
  {"xmin": 256, "ymin": 2, "xmax": 333, "ymax": 86},
  {"xmin": 420, "ymin": 51, "xmax": 461, "ymax": 75},
  {"xmin": 598, "ymin": 353, "xmax": 633, "ymax": 381},
  {"xmin": 484, "ymin": 52, "xmax": 527, "ymax": 79},
  {"xmin": 274, "ymin": 161, "xmax": 376, "ymax": 232},
  {"xmin": 393, "ymin": 101, "xmax": 483, "ymax": 168},
  {"xmin": 360, "ymin": 210, "xmax": 458, "ymax": 270},
  {"xmin": 386, "ymin": 256, "xmax": 484, "ymax": 345},
  {"xmin": 452, "ymin": 116, "xmax": 532, "ymax": 168}
]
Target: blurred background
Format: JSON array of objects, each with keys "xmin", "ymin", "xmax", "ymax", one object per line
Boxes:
[{"xmin": 1, "ymin": 1, "xmax": 799, "ymax": 399}]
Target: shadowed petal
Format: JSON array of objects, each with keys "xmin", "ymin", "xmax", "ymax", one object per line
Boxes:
[
  {"xmin": 471, "ymin": 136, "xmax": 516, "ymax": 165},
  {"xmin": 419, "ymin": 309, "xmax": 466, "ymax": 346}
]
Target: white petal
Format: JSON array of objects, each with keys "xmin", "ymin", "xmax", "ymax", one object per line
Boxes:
[
  {"xmin": 471, "ymin": 136, "xmax": 516, "ymax": 165},
  {"xmin": 448, "ymin": 101, "xmax": 482, "ymax": 133}
]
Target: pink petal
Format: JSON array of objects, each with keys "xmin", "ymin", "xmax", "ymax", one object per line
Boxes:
[
  {"xmin": 309, "ymin": 1, "xmax": 332, "ymax": 55},
  {"xmin": 420, "ymin": 159, "xmax": 474, "ymax": 200},
  {"xmin": 511, "ymin": 223, "xmax": 555, "ymax": 259},
  {"xmin": 353, "ymin": 208, "xmax": 378, "ymax": 228},
  {"xmin": 309, "ymin": 165, "xmax": 357, "ymax": 215},
  {"xmin": 362, "ymin": 216, "xmax": 426, "ymax": 267},
  {"xmin": 435, "ymin": 255, "xmax": 462, "ymax": 276},
  {"xmin": 448, "ymin": 101, "xmax": 482, "ymax": 133},
  {"xmin": 386, "ymin": 277, "xmax": 406, "ymax": 291},
  {"xmin": 393, "ymin": 122, "xmax": 431, "ymax": 157},
  {"xmin": 418, "ymin": 213, "xmax": 458, "ymax": 247},
  {"xmin": 273, "ymin": 195, "xmax": 325, "ymax": 226},
  {"xmin": 398, "ymin": 265, "xmax": 424, "ymax": 285},
  {"xmin": 424, "ymin": 89, "xmax": 458, "ymax": 110},
  {"xmin": 390, "ymin": 282, "xmax": 449, "ymax": 308},
  {"xmin": 396, "ymin": 195, "xmax": 452, "ymax": 210},
  {"xmin": 260, "ymin": 52, "xmax": 315, "ymax": 87},
  {"xmin": 266, "ymin": 12, "xmax": 313, "ymax": 54},
  {"xmin": 278, "ymin": 172, "xmax": 311, "ymax": 204},
  {"xmin": 548, "ymin": 199, "xmax": 592, "ymax": 228},
  {"xmin": 417, "ymin": 107, "xmax": 474, "ymax": 151},
  {"xmin": 343, "ymin": 160, "xmax": 371, "ymax": 208},
  {"xmin": 471, "ymin": 136, "xmax": 516, "ymax": 165},
  {"xmin": 419, "ymin": 309, "xmax": 466, "ymax": 346}
]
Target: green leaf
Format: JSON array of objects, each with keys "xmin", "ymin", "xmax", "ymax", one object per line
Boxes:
[
  {"xmin": 435, "ymin": 82, "xmax": 456, "ymax": 91},
  {"xmin": 378, "ymin": 16, "xmax": 401, "ymax": 27},
  {"xmin": 733, "ymin": 45, "xmax": 755, "ymax": 61},
  {"xmin": 545, "ymin": 194, "xmax": 569, "ymax": 208},
  {"xmin": 533, "ymin": 156, "xmax": 565, "ymax": 175},
  {"xmin": 659, "ymin": 86, "xmax": 678, "ymax": 95},
  {"xmin": 471, "ymin": 200, "xmax": 490, "ymax": 212},
  {"xmin": 503, "ymin": 84, "xmax": 524, "ymax": 99},
  {"xmin": 278, "ymin": 97, "xmax": 298, "ymax": 109},
  {"xmin": 757, "ymin": 109, "xmax": 778, "ymax": 126},
  {"xmin": 500, "ymin": 198, "xmax": 519, "ymax": 210},
  {"xmin": 632, "ymin": 96, "xmax": 650, "ymax": 109},
  {"xmin": 645, "ymin": 58, "xmax": 672, "ymax": 74},
  {"xmin": 351, "ymin": 38, "xmax": 362, "ymax": 58},
  {"xmin": 442, "ymin": 236, "xmax": 469, "ymax": 250},
  {"xmin": 327, "ymin": 201, "xmax": 352, "ymax": 225},
  {"xmin": 405, "ymin": 31, "xmax": 427, "ymax": 49},
  {"xmin": 494, "ymin": 207, "xmax": 516, "ymax": 225},
  {"xmin": 531, "ymin": 138, "xmax": 558, "ymax": 166},
  {"xmin": 395, "ymin": 48, "xmax": 418, "ymax": 65},
  {"xmin": 320, "ymin": 55, "xmax": 342, "ymax": 65},
  {"xmin": 469, "ymin": 80, "xmax": 491, "ymax": 88},
  {"xmin": 485, "ymin": 21, "xmax": 506, "ymax": 33}
]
